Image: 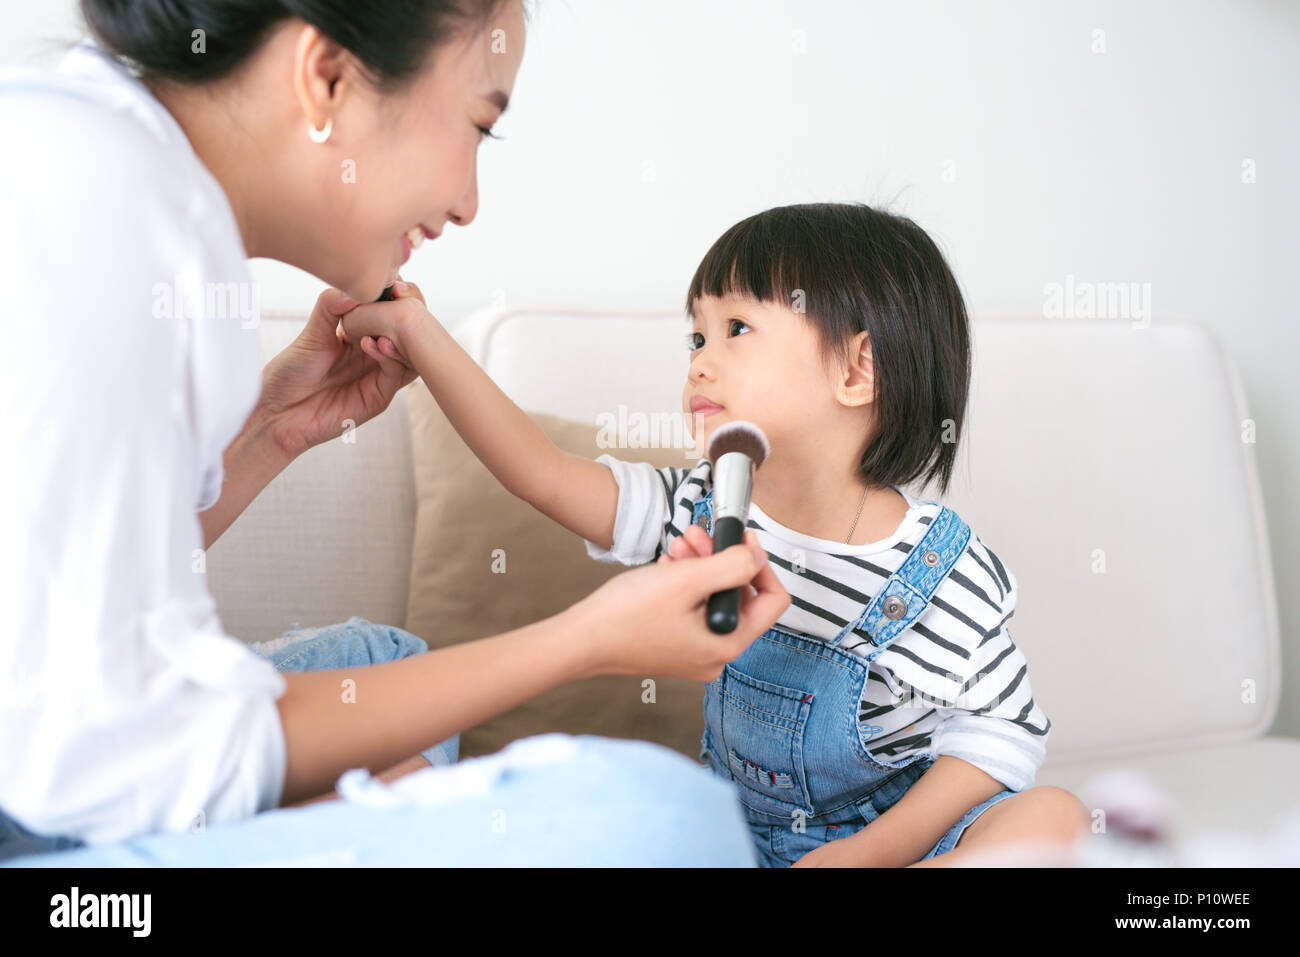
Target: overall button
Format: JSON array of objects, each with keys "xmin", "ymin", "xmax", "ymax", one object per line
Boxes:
[
  {"xmin": 922, "ymin": 550, "xmax": 940, "ymax": 566},
  {"xmin": 882, "ymin": 595, "xmax": 908, "ymax": 619}
]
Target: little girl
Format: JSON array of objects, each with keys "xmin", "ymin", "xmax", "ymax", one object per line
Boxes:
[{"xmin": 342, "ymin": 201, "xmax": 1053, "ymax": 867}]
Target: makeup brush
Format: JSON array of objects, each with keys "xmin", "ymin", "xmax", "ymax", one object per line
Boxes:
[
  {"xmin": 376, "ymin": 284, "xmax": 397, "ymax": 302},
  {"xmin": 704, "ymin": 420, "xmax": 771, "ymax": 634}
]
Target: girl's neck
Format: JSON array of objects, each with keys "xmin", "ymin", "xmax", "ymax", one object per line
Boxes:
[{"xmin": 749, "ymin": 455, "xmax": 908, "ymax": 546}]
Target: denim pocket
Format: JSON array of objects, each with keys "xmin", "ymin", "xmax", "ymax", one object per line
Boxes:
[{"xmin": 717, "ymin": 663, "xmax": 814, "ymax": 810}]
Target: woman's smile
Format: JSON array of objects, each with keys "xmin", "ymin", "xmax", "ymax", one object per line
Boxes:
[{"xmin": 399, "ymin": 223, "xmax": 441, "ymax": 265}]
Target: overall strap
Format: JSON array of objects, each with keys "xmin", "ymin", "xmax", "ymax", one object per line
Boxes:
[
  {"xmin": 829, "ymin": 505, "xmax": 971, "ymax": 652},
  {"xmin": 692, "ymin": 488, "xmax": 715, "ymax": 534}
]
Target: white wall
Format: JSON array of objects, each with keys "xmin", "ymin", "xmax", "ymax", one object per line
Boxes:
[{"xmin": 5, "ymin": 0, "xmax": 1297, "ymax": 736}]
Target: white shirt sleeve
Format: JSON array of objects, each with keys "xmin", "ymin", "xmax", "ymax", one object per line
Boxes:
[
  {"xmin": 582, "ymin": 455, "xmax": 684, "ymax": 566},
  {"xmin": 0, "ymin": 49, "xmax": 290, "ymax": 845}
]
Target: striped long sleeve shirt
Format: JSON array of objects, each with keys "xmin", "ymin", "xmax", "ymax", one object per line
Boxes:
[{"xmin": 583, "ymin": 454, "xmax": 1052, "ymax": 792}]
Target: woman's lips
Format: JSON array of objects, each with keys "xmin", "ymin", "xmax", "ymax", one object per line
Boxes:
[{"xmin": 400, "ymin": 224, "xmax": 439, "ymax": 265}]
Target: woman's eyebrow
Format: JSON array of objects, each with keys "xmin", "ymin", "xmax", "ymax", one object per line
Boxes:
[{"xmin": 483, "ymin": 90, "xmax": 510, "ymax": 114}]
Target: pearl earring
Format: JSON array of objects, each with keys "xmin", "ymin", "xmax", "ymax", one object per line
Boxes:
[{"xmin": 308, "ymin": 117, "xmax": 332, "ymax": 143}]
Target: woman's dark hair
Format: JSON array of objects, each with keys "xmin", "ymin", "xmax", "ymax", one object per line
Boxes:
[
  {"xmin": 685, "ymin": 202, "xmax": 971, "ymax": 497},
  {"xmin": 80, "ymin": 0, "xmax": 518, "ymax": 91}
]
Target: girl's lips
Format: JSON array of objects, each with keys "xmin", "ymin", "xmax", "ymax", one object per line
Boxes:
[{"xmin": 690, "ymin": 399, "xmax": 724, "ymax": 417}]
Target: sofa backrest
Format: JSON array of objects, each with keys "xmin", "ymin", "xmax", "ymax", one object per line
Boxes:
[
  {"xmin": 208, "ymin": 306, "xmax": 1280, "ymax": 767},
  {"xmin": 453, "ymin": 307, "xmax": 1282, "ymax": 766}
]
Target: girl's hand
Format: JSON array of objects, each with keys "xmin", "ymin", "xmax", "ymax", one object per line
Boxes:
[
  {"xmin": 780, "ymin": 832, "xmax": 883, "ymax": 868},
  {"xmin": 336, "ymin": 278, "xmax": 427, "ymax": 368},
  {"xmin": 256, "ymin": 287, "xmax": 417, "ymax": 461},
  {"xmin": 338, "ymin": 279, "xmax": 437, "ymax": 369},
  {"xmin": 789, "ymin": 837, "xmax": 877, "ymax": 868},
  {"xmin": 570, "ymin": 530, "xmax": 791, "ymax": 682}
]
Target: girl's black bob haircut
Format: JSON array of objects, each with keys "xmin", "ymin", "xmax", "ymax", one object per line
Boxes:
[{"xmin": 685, "ymin": 202, "xmax": 971, "ymax": 497}]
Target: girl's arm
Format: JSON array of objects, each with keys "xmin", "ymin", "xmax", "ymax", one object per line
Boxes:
[{"xmin": 341, "ymin": 286, "xmax": 618, "ymax": 550}]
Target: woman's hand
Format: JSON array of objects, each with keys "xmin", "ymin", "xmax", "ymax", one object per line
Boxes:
[
  {"xmin": 569, "ymin": 530, "xmax": 791, "ymax": 682},
  {"xmin": 656, "ymin": 523, "xmax": 717, "ymax": 563},
  {"xmin": 255, "ymin": 286, "xmax": 418, "ymax": 460}
]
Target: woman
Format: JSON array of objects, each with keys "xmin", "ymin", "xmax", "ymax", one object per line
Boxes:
[{"xmin": 0, "ymin": 0, "xmax": 789, "ymax": 865}]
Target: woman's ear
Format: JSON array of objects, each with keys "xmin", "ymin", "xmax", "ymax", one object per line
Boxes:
[
  {"xmin": 293, "ymin": 24, "xmax": 352, "ymax": 136},
  {"xmin": 833, "ymin": 330, "xmax": 875, "ymax": 408}
]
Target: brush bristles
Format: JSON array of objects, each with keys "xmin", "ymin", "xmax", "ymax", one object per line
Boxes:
[{"xmin": 706, "ymin": 420, "xmax": 770, "ymax": 469}]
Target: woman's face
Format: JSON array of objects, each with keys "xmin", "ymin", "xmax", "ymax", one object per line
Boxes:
[{"xmin": 288, "ymin": 2, "xmax": 526, "ymax": 301}]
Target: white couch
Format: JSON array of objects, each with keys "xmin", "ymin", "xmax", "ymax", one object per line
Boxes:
[{"xmin": 208, "ymin": 306, "xmax": 1296, "ymax": 843}]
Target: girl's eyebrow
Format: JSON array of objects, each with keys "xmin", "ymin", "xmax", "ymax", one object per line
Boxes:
[{"xmin": 483, "ymin": 90, "xmax": 510, "ymax": 114}]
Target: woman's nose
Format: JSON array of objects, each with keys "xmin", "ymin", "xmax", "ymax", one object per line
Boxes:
[{"xmin": 449, "ymin": 163, "xmax": 480, "ymax": 227}]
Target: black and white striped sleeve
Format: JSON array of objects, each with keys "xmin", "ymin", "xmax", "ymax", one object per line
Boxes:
[
  {"xmin": 873, "ymin": 538, "xmax": 1052, "ymax": 791},
  {"xmin": 582, "ymin": 454, "xmax": 686, "ymax": 566}
]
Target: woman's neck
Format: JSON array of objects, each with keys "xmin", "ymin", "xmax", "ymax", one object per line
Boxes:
[{"xmin": 142, "ymin": 68, "xmax": 278, "ymax": 259}]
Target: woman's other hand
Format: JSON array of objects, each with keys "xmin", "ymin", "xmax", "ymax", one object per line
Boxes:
[
  {"xmin": 256, "ymin": 286, "xmax": 417, "ymax": 460},
  {"xmin": 571, "ymin": 530, "xmax": 791, "ymax": 682}
]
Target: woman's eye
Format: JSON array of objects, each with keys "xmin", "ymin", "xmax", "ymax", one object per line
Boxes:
[
  {"xmin": 686, "ymin": 331, "xmax": 704, "ymax": 351},
  {"xmin": 729, "ymin": 318, "xmax": 750, "ymax": 337},
  {"xmin": 477, "ymin": 125, "xmax": 503, "ymax": 141}
]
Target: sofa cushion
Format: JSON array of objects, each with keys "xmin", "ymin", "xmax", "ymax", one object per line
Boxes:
[{"xmin": 403, "ymin": 379, "xmax": 708, "ymax": 760}]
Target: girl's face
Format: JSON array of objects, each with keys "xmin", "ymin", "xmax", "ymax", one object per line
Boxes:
[
  {"xmin": 278, "ymin": 1, "xmax": 526, "ymax": 301},
  {"xmin": 683, "ymin": 294, "xmax": 851, "ymax": 461}
]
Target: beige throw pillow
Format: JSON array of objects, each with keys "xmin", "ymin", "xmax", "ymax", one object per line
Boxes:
[{"xmin": 404, "ymin": 380, "xmax": 707, "ymax": 760}]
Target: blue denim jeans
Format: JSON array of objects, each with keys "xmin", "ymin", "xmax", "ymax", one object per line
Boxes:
[{"xmin": 0, "ymin": 618, "xmax": 757, "ymax": 866}]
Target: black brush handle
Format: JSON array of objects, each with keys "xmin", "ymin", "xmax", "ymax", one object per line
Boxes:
[
  {"xmin": 706, "ymin": 515, "xmax": 745, "ymax": 633},
  {"xmin": 376, "ymin": 284, "xmax": 397, "ymax": 302}
]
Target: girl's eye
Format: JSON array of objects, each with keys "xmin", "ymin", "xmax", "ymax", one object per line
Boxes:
[
  {"xmin": 686, "ymin": 331, "xmax": 704, "ymax": 351},
  {"xmin": 478, "ymin": 126, "xmax": 503, "ymax": 141},
  {"xmin": 729, "ymin": 318, "xmax": 750, "ymax": 337}
]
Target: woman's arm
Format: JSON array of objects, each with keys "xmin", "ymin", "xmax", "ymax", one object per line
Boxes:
[
  {"xmin": 275, "ymin": 530, "xmax": 791, "ymax": 806},
  {"xmin": 340, "ymin": 286, "xmax": 620, "ymax": 551},
  {"xmin": 198, "ymin": 408, "xmax": 292, "ymax": 549},
  {"xmin": 275, "ymin": 603, "xmax": 588, "ymax": 804}
]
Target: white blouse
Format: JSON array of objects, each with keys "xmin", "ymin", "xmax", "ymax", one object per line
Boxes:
[{"xmin": 0, "ymin": 37, "xmax": 288, "ymax": 844}]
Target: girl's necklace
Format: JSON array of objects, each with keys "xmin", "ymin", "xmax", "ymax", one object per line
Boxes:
[{"xmin": 845, "ymin": 483, "xmax": 869, "ymax": 544}]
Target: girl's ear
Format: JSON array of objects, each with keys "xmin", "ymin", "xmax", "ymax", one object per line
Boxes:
[{"xmin": 834, "ymin": 330, "xmax": 875, "ymax": 407}]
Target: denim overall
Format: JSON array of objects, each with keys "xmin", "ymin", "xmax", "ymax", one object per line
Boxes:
[{"xmin": 692, "ymin": 488, "xmax": 998, "ymax": 867}]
